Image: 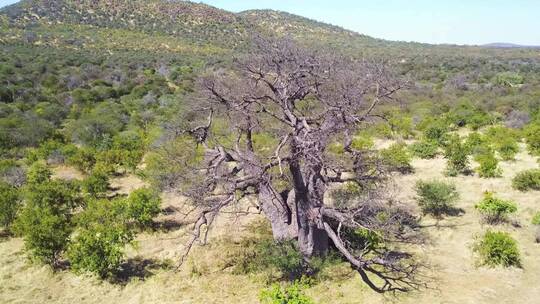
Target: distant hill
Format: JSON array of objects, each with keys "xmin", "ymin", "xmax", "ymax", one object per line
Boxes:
[
  {"xmin": 483, "ymin": 43, "xmax": 540, "ymax": 49},
  {"xmin": 1, "ymin": 0, "xmax": 539, "ymax": 62}
]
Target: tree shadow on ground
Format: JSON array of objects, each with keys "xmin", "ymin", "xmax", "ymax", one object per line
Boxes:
[{"xmin": 112, "ymin": 257, "xmax": 174, "ymax": 285}]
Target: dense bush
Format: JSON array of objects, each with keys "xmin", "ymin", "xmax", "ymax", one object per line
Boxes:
[
  {"xmin": 415, "ymin": 180, "xmax": 459, "ymax": 217},
  {"xmin": 473, "ymin": 231, "xmax": 520, "ymax": 267},
  {"xmin": 408, "ymin": 140, "xmax": 438, "ymax": 159},
  {"xmin": 0, "ymin": 181, "xmax": 20, "ymax": 231},
  {"xmin": 69, "ymin": 199, "xmax": 133, "ymax": 278},
  {"xmin": 443, "ymin": 135, "xmax": 471, "ymax": 176},
  {"xmin": 475, "ymin": 149, "xmax": 502, "ymax": 178},
  {"xmin": 82, "ymin": 170, "xmax": 110, "ymax": 198},
  {"xmin": 475, "ymin": 192, "xmax": 517, "ymax": 223},
  {"xmin": 380, "ymin": 143, "xmax": 413, "ymax": 173},
  {"xmin": 26, "ymin": 161, "xmax": 52, "ymax": 185},
  {"xmin": 259, "ymin": 280, "xmax": 314, "ymax": 304},
  {"xmin": 67, "ymin": 147, "xmax": 97, "ymax": 173},
  {"xmin": 125, "ymin": 188, "xmax": 161, "ymax": 227},
  {"xmin": 512, "ymin": 169, "xmax": 540, "ymax": 191}
]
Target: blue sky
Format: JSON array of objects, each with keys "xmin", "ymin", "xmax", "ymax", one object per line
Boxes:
[{"xmin": 1, "ymin": 0, "xmax": 539, "ymax": 45}]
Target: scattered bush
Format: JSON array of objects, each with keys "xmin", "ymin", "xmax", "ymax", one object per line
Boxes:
[
  {"xmin": 125, "ymin": 188, "xmax": 162, "ymax": 227},
  {"xmin": 444, "ymin": 135, "xmax": 471, "ymax": 176},
  {"xmin": 473, "ymin": 230, "xmax": 520, "ymax": 267},
  {"xmin": 512, "ymin": 169, "xmax": 540, "ymax": 191},
  {"xmin": 380, "ymin": 143, "xmax": 413, "ymax": 173},
  {"xmin": 0, "ymin": 181, "xmax": 20, "ymax": 231},
  {"xmin": 415, "ymin": 180, "xmax": 459, "ymax": 217},
  {"xmin": 531, "ymin": 212, "xmax": 540, "ymax": 225},
  {"xmin": 408, "ymin": 140, "xmax": 438, "ymax": 159},
  {"xmin": 259, "ymin": 280, "xmax": 314, "ymax": 304},
  {"xmin": 475, "ymin": 149, "xmax": 502, "ymax": 178},
  {"xmin": 475, "ymin": 192, "xmax": 517, "ymax": 223}
]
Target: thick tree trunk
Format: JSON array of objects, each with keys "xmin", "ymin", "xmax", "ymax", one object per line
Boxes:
[
  {"xmin": 258, "ymin": 184, "xmax": 297, "ymax": 240},
  {"xmin": 295, "ymin": 191, "xmax": 329, "ymax": 257},
  {"xmin": 287, "ymin": 146, "xmax": 329, "ymax": 257}
]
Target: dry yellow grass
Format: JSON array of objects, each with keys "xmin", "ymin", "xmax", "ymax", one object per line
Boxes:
[{"xmin": 1, "ymin": 141, "xmax": 539, "ymax": 304}]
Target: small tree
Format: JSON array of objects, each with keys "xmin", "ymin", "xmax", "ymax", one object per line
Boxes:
[
  {"xmin": 475, "ymin": 192, "xmax": 517, "ymax": 224},
  {"xmin": 415, "ymin": 180, "xmax": 459, "ymax": 217},
  {"xmin": 444, "ymin": 135, "xmax": 471, "ymax": 176},
  {"xmin": 473, "ymin": 231, "xmax": 520, "ymax": 267},
  {"xmin": 0, "ymin": 181, "xmax": 20, "ymax": 232}
]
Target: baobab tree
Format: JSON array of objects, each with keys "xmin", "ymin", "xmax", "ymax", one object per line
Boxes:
[{"xmin": 158, "ymin": 38, "xmax": 422, "ymax": 292}]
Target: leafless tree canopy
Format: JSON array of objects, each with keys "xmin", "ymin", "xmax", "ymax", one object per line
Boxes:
[{"xmin": 164, "ymin": 37, "xmax": 423, "ymax": 293}]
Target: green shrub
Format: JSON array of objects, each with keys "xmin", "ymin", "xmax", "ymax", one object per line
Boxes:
[
  {"xmin": 465, "ymin": 132, "xmax": 487, "ymax": 156},
  {"xmin": 26, "ymin": 161, "xmax": 52, "ymax": 185},
  {"xmin": 125, "ymin": 188, "xmax": 161, "ymax": 227},
  {"xmin": 512, "ymin": 169, "xmax": 540, "ymax": 191},
  {"xmin": 415, "ymin": 180, "xmax": 459, "ymax": 217},
  {"xmin": 380, "ymin": 143, "xmax": 413, "ymax": 174},
  {"xmin": 408, "ymin": 140, "xmax": 438, "ymax": 159},
  {"xmin": 82, "ymin": 170, "xmax": 110, "ymax": 198},
  {"xmin": 531, "ymin": 212, "xmax": 540, "ymax": 225},
  {"xmin": 423, "ymin": 120, "xmax": 449, "ymax": 145},
  {"xmin": 495, "ymin": 137, "xmax": 519, "ymax": 161},
  {"xmin": 259, "ymin": 280, "xmax": 314, "ymax": 304},
  {"xmin": 475, "ymin": 149, "xmax": 502, "ymax": 178},
  {"xmin": 350, "ymin": 133, "xmax": 374, "ymax": 151},
  {"xmin": 67, "ymin": 147, "xmax": 97, "ymax": 173},
  {"xmin": 0, "ymin": 181, "xmax": 20, "ymax": 231},
  {"xmin": 13, "ymin": 179, "xmax": 81, "ymax": 266},
  {"xmin": 473, "ymin": 231, "xmax": 520, "ymax": 267},
  {"xmin": 475, "ymin": 192, "xmax": 517, "ymax": 223},
  {"xmin": 69, "ymin": 199, "xmax": 133, "ymax": 278},
  {"xmin": 444, "ymin": 135, "xmax": 471, "ymax": 176},
  {"xmin": 14, "ymin": 205, "xmax": 73, "ymax": 266},
  {"xmin": 524, "ymin": 122, "xmax": 540, "ymax": 155},
  {"xmin": 24, "ymin": 180, "xmax": 82, "ymax": 211}
]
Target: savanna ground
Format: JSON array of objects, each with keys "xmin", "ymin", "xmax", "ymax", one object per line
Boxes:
[{"xmin": 1, "ymin": 137, "xmax": 539, "ymax": 304}]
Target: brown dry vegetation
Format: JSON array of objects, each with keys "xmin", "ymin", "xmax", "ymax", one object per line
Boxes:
[{"xmin": 1, "ymin": 140, "xmax": 539, "ymax": 304}]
